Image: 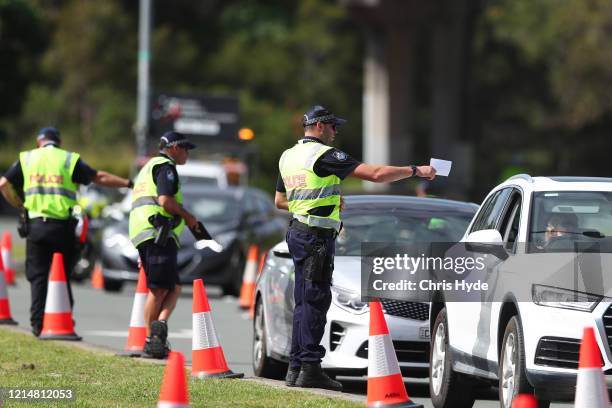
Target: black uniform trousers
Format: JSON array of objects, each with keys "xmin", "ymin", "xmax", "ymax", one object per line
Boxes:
[
  {"xmin": 286, "ymin": 225, "xmax": 336, "ymax": 369},
  {"xmin": 26, "ymin": 219, "xmax": 76, "ymax": 331}
]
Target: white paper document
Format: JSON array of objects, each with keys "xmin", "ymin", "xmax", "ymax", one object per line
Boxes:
[
  {"xmin": 194, "ymin": 239, "xmax": 224, "ymax": 253},
  {"xmin": 430, "ymin": 158, "xmax": 452, "ymax": 177}
]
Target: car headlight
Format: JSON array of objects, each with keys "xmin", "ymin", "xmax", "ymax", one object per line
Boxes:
[
  {"xmin": 331, "ymin": 286, "xmax": 368, "ymax": 314},
  {"xmin": 532, "ymin": 284, "xmax": 602, "ymax": 312}
]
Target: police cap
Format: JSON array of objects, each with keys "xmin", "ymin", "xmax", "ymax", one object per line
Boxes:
[
  {"xmin": 160, "ymin": 131, "xmax": 196, "ymax": 150},
  {"xmin": 37, "ymin": 127, "xmax": 61, "ymax": 144},
  {"xmin": 302, "ymin": 105, "xmax": 347, "ymax": 127}
]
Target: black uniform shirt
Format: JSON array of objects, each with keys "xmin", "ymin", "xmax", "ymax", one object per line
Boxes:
[
  {"xmin": 152, "ymin": 154, "xmax": 180, "ymax": 196},
  {"xmin": 276, "ymin": 137, "xmax": 361, "ymax": 193},
  {"xmin": 4, "ymin": 145, "xmax": 98, "ymax": 196}
]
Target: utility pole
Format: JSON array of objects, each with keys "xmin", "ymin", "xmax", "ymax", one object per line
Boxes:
[{"xmin": 136, "ymin": 0, "xmax": 152, "ymax": 159}]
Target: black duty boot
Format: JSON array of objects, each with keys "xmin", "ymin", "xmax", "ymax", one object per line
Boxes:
[
  {"xmin": 295, "ymin": 362, "xmax": 342, "ymax": 391},
  {"xmin": 285, "ymin": 366, "xmax": 300, "ymax": 387},
  {"xmin": 149, "ymin": 320, "xmax": 169, "ymax": 359}
]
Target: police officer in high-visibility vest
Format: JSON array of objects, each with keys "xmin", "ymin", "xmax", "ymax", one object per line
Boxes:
[
  {"xmin": 276, "ymin": 106, "xmax": 436, "ymax": 390},
  {"xmin": 129, "ymin": 131, "xmax": 200, "ymax": 359},
  {"xmin": 0, "ymin": 127, "xmax": 132, "ymax": 337}
]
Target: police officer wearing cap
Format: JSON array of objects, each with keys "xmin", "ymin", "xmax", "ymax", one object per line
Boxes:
[
  {"xmin": 276, "ymin": 105, "xmax": 436, "ymax": 390},
  {"xmin": 129, "ymin": 131, "xmax": 200, "ymax": 359},
  {"xmin": 0, "ymin": 127, "xmax": 132, "ymax": 337}
]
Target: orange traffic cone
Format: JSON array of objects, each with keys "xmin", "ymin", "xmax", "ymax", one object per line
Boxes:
[
  {"xmin": 249, "ymin": 252, "xmax": 267, "ymax": 319},
  {"xmin": 39, "ymin": 253, "xmax": 81, "ymax": 341},
  {"xmin": 192, "ymin": 278, "xmax": 243, "ymax": 379},
  {"xmin": 239, "ymin": 245, "xmax": 259, "ymax": 309},
  {"xmin": 367, "ymin": 301, "xmax": 422, "ymax": 408},
  {"xmin": 90, "ymin": 262, "xmax": 105, "ymax": 290},
  {"xmin": 118, "ymin": 266, "xmax": 148, "ymax": 356},
  {"xmin": 158, "ymin": 351, "xmax": 189, "ymax": 408},
  {"xmin": 0, "ymin": 252, "xmax": 17, "ymax": 325},
  {"xmin": 512, "ymin": 394, "xmax": 538, "ymax": 408},
  {"xmin": 1, "ymin": 232, "xmax": 16, "ymax": 285},
  {"xmin": 574, "ymin": 326, "xmax": 609, "ymax": 407}
]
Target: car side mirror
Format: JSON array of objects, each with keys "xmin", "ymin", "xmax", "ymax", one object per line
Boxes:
[{"xmin": 465, "ymin": 229, "xmax": 508, "ymax": 260}]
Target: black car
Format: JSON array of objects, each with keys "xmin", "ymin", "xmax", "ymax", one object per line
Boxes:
[{"xmin": 100, "ymin": 186, "xmax": 287, "ymax": 294}]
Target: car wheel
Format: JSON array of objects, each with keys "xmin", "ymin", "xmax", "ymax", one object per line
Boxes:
[
  {"xmin": 430, "ymin": 307, "xmax": 476, "ymax": 408},
  {"xmin": 103, "ymin": 278, "xmax": 123, "ymax": 292},
  {"xmin": 499, "ymin": 316, "xmax": 550, "ymax": 408},
  {"xmin": 252, "ymin": 298, "xmax": 286, "ymax": 379},
  {"xmin": 222, "ymin": 246, "xmax": 245, "ymax": 297}
]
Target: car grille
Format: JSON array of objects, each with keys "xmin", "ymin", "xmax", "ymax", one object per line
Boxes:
[
  {"xmin": 356, "ymin": 340, "xmax": 429, "ymax": 363},
  {"xmin": 604, "ymin": 305, "xmax": 612, "ymax": 354},
  {"xmin": 330, "ymin": 322, "xmax": 346, "ymax": 352},
  {"xmin": 534, "ymin": 337, "xmax": 581, "ymax": 369},
  {"xmin": 381, "ymin": 300, "xmax": 428, "ymax": 321}
]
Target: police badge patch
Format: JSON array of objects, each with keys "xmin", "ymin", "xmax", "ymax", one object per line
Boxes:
[
  {"xmin": 332, "ymin": 150, "xmax": 347, "ymax": 161},
  {"xmin": 167, "ymin": 170, "xmax": 175, "ymax": 182}
]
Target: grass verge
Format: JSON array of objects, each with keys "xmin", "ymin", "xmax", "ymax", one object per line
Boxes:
[{"xmin": 0, "ymin": 328, "xmax": 361, "ymax": 407}]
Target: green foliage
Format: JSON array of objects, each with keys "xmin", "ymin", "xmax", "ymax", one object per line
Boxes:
[
  {"xmin": 484, "ymin": 0, "xmax": 612, "ymax": 128},
  {"xmin": 0, "ymin": 0, "xmax": 46, "ymax": 118}
]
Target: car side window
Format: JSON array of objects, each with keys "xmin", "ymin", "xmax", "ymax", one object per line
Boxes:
[
  {"xmin": 471, "ymin": 188, "xmax": 512, "ymax": 233},
  {"xmin": 499, "ymin": 191, "xmax": 522, "ymax": 251}
]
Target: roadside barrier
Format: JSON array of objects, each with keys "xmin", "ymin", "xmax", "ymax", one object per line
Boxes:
[
  {"xmin": 574, "ymin": 326, "xmax": 609, "ymax": 408},
  {"xmin": 366, "ymin": 301, "xmax": 422, "ymax": 408},
  {"xmin": 192, "ymin": 278, "xmax": 243, "ymax": 379},
  {"xmin": 90, "ymin": 261, "xmax": 105, "ymax": 290},
  {"xmin": 0, "ymin": 252, "xmax": 17, "ymax": 325},
  {"xmin": 239, "ymin": 245, "xmax": 259, "ymax": 309},
  {"xmin": 1, "ymin": 232, "xmax": 15, "ymax": 285},
  {"xmin": 118, "ymin": 266, "xmax": 148, "ymax": 356},
  {"xmin": 39, "ymin": 253, "xmax": 81, "ymax": 341},
  {"xmin": 511, "ymin": 394, "xmax": 537, "ymax": 407},
  {"xmin": 248, "ymin": 252, "xmax": 267, "ymax": 319},
  {"xmin": 157, "ymin": 351, "xmax": 189, "ymax": 408}
]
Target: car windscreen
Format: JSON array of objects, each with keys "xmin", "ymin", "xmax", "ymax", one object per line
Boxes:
[
  {"xmin": 186, "ymin": 194, "xmax": 240, "ymax": 224},
  {"xmin": 180, "ymin": 175, "xmax": 220, "ymax": 187},
  {"xmin": 529, "ymin": 191, "xmax": 612, "ymax": 253},
  {"xmin": 335, "ymin": 207, "xmax": 474, "ymax": 257}
]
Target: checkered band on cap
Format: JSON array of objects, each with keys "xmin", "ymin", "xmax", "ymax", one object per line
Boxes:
[{"xmin": 303, "ymin": 114, "xmax": 336, "ymax": 126}]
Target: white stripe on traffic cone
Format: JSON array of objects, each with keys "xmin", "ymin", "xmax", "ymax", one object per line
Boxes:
[{"xmin": 574, "ymin": 326, "xmax": 609, "ymax": 408}]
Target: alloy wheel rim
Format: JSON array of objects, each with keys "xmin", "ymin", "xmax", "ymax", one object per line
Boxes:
[
  {"xmin": 431, "ymin": 322, "xmax": 446, "ymax": 395},
  {"xmin": 501, "ymin": 332, "xmax": 517, "ymax": 408},
  {"xmin": 253, "ymin": 304, "xmax": 264, "ymax": 366}
]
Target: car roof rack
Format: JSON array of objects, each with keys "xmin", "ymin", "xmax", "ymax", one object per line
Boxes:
[{"xmin": 506, "ymin": 174, "xmax": 533, "ymax": 183}]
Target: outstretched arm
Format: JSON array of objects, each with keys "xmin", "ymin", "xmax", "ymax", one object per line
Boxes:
[
  {"xmin": 349, "ymin": 164, "xmax": 436, "ymax": 183},
  {"xmin": 93, "ymin": 171, "xmax": 132, "ymax": 188}
]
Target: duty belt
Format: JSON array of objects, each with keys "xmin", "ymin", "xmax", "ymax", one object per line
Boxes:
[{"xmin": 289, "ymin": 219, "xmax": 337, "ymax": 239}]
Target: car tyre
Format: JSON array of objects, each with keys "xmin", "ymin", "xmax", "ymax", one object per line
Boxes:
[
  {"xmin": 499, "ymin": 316, "xmax": 550, "ymax": 408},
  {"xmin": 103, "ymin": 278, "xmax": 123, "ymax": 292},
  {"xmin": 252, "ymin": 298, "xmax": 287, "ymax": 379},
  {"xmin": 430, "ymin": 307, "xmax": 476, "ymax": 408}
]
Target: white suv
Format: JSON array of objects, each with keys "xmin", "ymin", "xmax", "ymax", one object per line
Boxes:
[{"xmin": 429, "ymin": 175, "xmax": 612, "ymax": 408}]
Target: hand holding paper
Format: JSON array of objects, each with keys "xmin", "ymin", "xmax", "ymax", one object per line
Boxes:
[
  {"xmin": 430, "ymin": 158, "xmax": 452, "ymax": 177},
  {"xmin": 194, "ymin": 239, "xmax": 224, "ymax": 252}
]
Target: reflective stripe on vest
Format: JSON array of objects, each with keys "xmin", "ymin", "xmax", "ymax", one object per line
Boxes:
[
  {"xmin": 24, "ymin": 186, "xmax": 77, "ymax": 200},
  {"xmin": 128, "ymin": 156, "xmax": 184, "ymax": 247},
  {"xmin": 20, "ymin": 147, "xmax": 79, "ymax": 220},
  {"xmin": 279, "ymin": 140, "xmax": 341, "ymax": 231}
]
